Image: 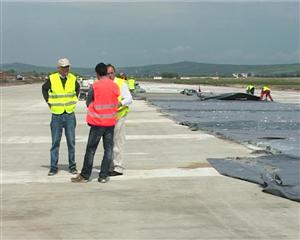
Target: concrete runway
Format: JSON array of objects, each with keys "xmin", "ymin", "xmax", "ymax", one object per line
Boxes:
[{"xmin": 1, "ymin": 83, "xmax": 299, "ymax": 240}]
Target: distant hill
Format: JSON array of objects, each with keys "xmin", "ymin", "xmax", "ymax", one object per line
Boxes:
[
  {"xmin": 0, "ymin": 63, "xmax": 93, "ymax": 76},
  {"xmin": 118, "ymin": 61, "xmax": 300, "ymax": 77},
  {"xmin": 1, "ymin": 61, "xmax": 299, "ymax": 77}
]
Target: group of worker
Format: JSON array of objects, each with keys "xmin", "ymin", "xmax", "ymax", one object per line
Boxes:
[
  {"xmin": 42, "ymin": 58, "xmax": 133, "ymax": 183},
  {"xmin": 42, "ymin": 58, "xmax": 276, "ymax": 183},
  {"xmin": 246, "ymin": 84, "xmax": 274, "ymax": 101}
]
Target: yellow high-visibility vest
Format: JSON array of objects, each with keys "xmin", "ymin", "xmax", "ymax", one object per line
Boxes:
[
  {"xmin": 127, "ymin": 78, "xmax": 135, "ymax": 90},
  {"xmin": 246, "ymin": 85, "xmax": 254, "ymax": 91},
  {"xmin": 114, "ymin": 77, "xmax": 130, "ymax": 119},
  {"xmin": 48, "ymin": 72, "xmax": 78, "ymax": 114},
  {"xmin": 263, "ymin": 86, "xmax": 271, "ymax": 91}
]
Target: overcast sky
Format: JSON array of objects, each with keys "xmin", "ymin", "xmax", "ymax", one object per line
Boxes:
[{"xmin": 1, "ymin": 1, "xmax": 299, "ymax": 68}]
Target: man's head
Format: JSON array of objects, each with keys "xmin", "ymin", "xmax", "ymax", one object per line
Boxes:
[
  {"xmin": 106, "ymin": 64, "xmax": 116, "ymax": 80},
  {"xmin": 95, "ymin": 63, "xmax": 107, "ymax": 79},
  {"xmin": 57, "ymin": 58, "xmax": 71, "ymax": 77},
  {"xmin": 119, "ymin": 72, "xmax": 127, "ymax": 80}
]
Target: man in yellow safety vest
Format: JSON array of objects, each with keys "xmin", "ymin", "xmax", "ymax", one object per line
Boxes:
[
  {"xmin": 127, "ymin": 77, "xmax": 136, "ymax": 94},
  {"xmin": 260, "ymin": 86, "xmax": 274, "ymax": 101},
  {"xmin": 42, "ymin": 58, "xmax": 80, "ymax": 176},
  {"xmin": 246, "ymin": 85, "xmax": 255, "ymax": 95},
  {"xmin": 107, "ymin": 64, "xmax": 133, "ymax": 176}
]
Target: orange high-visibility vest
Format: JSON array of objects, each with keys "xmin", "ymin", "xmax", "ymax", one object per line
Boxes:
[{"xmin": 86, "ymin": 79, "xmax": 120, "ymax": 127}]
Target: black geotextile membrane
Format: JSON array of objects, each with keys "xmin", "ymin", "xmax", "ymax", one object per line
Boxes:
[
  {"xmin": 201, "ymin": 92, "xmax": 261, "ymax": 101},
  {"xmin": 148, "ymin": 97, "xmax": 300, "ymax": 157},
  {"xmin": 208, "ymin": 155, "xmax": 300, "ymax": 202},
  {"xmin": 145, "ymin": 93, "xmax": 300, "ymax": 201}
]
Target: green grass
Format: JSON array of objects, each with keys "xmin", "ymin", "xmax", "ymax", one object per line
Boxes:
[{"xmin": 137, "ymin": 77, "xmax": 300, "ymax": 90}]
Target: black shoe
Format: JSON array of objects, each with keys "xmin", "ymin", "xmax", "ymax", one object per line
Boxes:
[
  {"xmin": 98, "ymin": 177, "xmax": 109, "ymax": 183},
  {"xmin": 48, "ymin": 169, "xmax": 58, "ymax": 176},
  {"xmin": 69, "ymin": 168, "xmax": 78, "ymax": 175},
  {"xmin": 109, "ymin": 171, "xmax": 123, "ymax": 177}
]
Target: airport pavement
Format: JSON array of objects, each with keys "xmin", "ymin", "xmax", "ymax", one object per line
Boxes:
[{"xmin": 1, "ymin": 84, "xmax": 299, "ymax": 240}]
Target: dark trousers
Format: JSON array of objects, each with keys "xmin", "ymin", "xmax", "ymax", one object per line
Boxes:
[
  {"xmin": 50, "ymin": 113, "xmax": 76, "ymax": 171},
  {"xmin": 80, "ymin": 125, "xmax": 115, "ymax": 180}
]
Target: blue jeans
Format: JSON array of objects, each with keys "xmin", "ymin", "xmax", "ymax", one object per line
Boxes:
[
  {"xmin": 80, "ymin": 125, "xmax": 114, "ymax": 180},
  {"xmin": 50, "ymin": 112, "xmax": 76, "ymax": 171}
]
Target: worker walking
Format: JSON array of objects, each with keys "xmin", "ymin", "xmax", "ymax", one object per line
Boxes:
[
  {"xmin": 42, "ymin": 58, "xmax": 80, "ymax": 176},
  {"xmin": 246, "ymin": 84, "xmax": 255, "ymax": 95},
  {"xmin": 71, "ymin": 63, "xmax": 120, "ymax": 183},
  {"xmin": 260, "ymin": 86, "xmax": 274, "ymax": 101},
  {"xmin": 107, "ymin": 64, "xmax": 133, "ymax": 176}
]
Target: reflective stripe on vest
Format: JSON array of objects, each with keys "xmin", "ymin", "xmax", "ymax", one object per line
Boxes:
[
  {"xmin": 114, "ymin": 77, "xmax": 130, "ymax": 119},
  {"xmin": 87, "ymin": 110, "xmax": 117, "ymax": 119},
  {"xmin": 48, "ymin": 73, "xmax": 78, "ymax": 114},
  {"xmin": 50, "ymin": 101, "xmax": 78, "ymax": 107},
  {"xmin": 94, "ymin": 103, "xmax": 119, "ymax": 110},
  {"xmin": 48, "ymin": 93, "xmax": 77, "ymax": 99}
]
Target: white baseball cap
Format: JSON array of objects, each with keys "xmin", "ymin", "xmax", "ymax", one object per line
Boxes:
[{"xmin": 57, "ymin": 58, "xmax": 71, "ymax": 67}]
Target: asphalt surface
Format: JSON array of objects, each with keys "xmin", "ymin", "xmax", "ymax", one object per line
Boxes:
[{"xmin": 1, "ymin": 83, "xmax": 300, "ymax": 240}]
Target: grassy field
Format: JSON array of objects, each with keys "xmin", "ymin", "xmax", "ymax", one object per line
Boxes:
[
  {"xmin": 1, "ymin": 76, "xmax": 299, "ymax": 90},
  {"xmin": 137, "ymin": 77, "xmax": 300, "ymax": 90}
]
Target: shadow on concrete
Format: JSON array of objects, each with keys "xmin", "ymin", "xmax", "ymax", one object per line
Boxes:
[
  {"xmin": 40, "ymin": 164, "xmax": 74, "ymax": 171},
  {"xmin": 41, "ymin": 164, "xmax": 101, "ymax": 170}
]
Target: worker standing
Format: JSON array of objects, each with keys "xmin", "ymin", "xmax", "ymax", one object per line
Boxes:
[
  {"xmin": 246, "ymin": 84, "xmax": 255, "ymax": 95},
  {"xmin": 260, "ymin": 86, "xmax": 274, "ymax": 101},
  {"xmin": 42, "ymin": 58, "xmax": 80, "ymax": 176},
  {"xmin": 198, "ymin": 85, "xmax": 201, "ymax": 93},
  {"xmin": 127, "ymin": 77, "xmax": 136, "ymax": 94},
  {"xmin": 107, "ymin": 64, "xmax": 133, "ymax": 176},
  {"xmin": 71, "ymin": 63, "xmax": 120, "ymax": 183}
]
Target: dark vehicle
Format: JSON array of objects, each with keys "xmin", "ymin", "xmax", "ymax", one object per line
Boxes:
[{"xmin": 180, "ymin": 88, "xmax": 197, "ymax": 96}]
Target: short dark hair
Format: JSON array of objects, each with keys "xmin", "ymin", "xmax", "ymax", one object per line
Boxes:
[
  {"xmin": 95, "ymin": 63, "xmax": 107, "ymax": 76},
  {"xmin": 106, "ymin": 63, "xmax": 116, "ymax": 72}
]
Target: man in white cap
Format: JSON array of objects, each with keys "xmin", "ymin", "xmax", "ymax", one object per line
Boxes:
[{"xmin": 42, "ymin": 58, "xmax": 80, "ymax": 176}]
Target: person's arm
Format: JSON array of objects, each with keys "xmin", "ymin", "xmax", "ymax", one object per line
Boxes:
[
  {"xmin": 120, "ymin": 83, "xmax": 133, "ymax": 106},
  {"xmin": 75, "ymin": 80, "xmax": 81, "ymax": 97},
  {"xmin": 42, "ymin": 78, "xmax": 51, "ymax": 106},
  {"xmin": 86, "ymin": 87, "xmax": 94, "ymax": 107}
]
